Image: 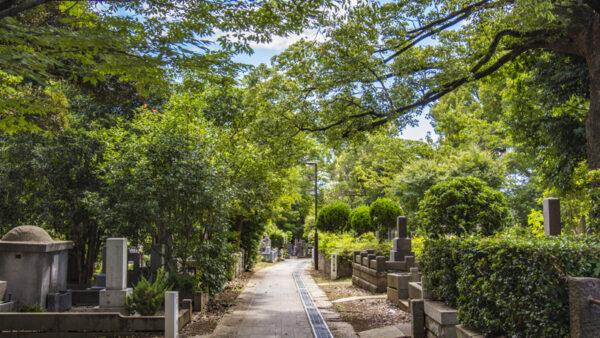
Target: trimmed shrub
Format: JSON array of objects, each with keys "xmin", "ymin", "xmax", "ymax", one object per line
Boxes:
[
  {"xmin": 420, "ymin": 234, "xmax": 600, "ymax": 336},
  {"xmin": 416, "ymin": 176, "xmax": 509, "ymax": 237},
  {"xmin": 318, "ymin": 231, "xmax": 391, "ymax": 263},
  {"xmin": 316, "ymin": 201, "xmax": 351, "ymax": 232},
  {"xmin": 350, "ymin": 205, "xmax": 372, "ymax": 234},
  {"xmin": 369, "ymin": 198, "xmax": 403, "ymax": 233}
]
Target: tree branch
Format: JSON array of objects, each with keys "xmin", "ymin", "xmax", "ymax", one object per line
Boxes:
[{"xmin": 0, "ymin": 0, "xmax": 52, "ymax": 19}]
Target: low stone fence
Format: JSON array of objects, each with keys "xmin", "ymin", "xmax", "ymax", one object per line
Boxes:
[
  {"xmin": 0, "ymin": 300, "xmax": 192, "ymax": 337},
  {"xmin": 351, "ymin": 250, "xmax": 388, "ymax": 293}
]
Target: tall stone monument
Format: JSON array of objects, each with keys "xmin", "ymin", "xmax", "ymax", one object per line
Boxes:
[
  {"xmin": 98, "ymin": 238, "xmax": 132, "ymax": 313},
  {"xmin": 389, "ymin": 216, "xmax": 414, "ymax": 262}
]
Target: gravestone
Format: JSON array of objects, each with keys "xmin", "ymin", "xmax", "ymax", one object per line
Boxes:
[
  {"xmin": 90, "ymin": 246, "xmax": 107, "ymax": 290},
  {"xmin": 390, "ymin": 216, "xmax": 414, "ymax": 262},
  {"xmin": 287, "ymin": 242, "xmax": 293, "ymax": 256},
  {"xmin": 543, "ymin": 197, "xmax": 561, "ymax": 236},
  {"xmin": 259, "ymin": 235, "xmax": 271, "ymax": 253},
  {"xmin": 98, "ymin": 238, "xmax": 132, "ymax": 313},
  {"xmin": 0, "ymin": 225, "xmax": 72, "ymax": 311},
  {"xmin": 127, "ymin": 248, "xmax": 142, "ymax": 288}
]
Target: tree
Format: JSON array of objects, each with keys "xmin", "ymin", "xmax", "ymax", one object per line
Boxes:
[
  {"xmin": 0, "ymin": 0, "xmax": 335, "ymax": 132},
  {"xmin": 369, "ymin": 198, "xmax": 403, "ymax": 233},
  {"xmin": 350, "ymin": 205, "xmax": 372, "ymax": 235},
  {"xmin": 316, "ymin": 201, "xmax": 351, "ymax": 232},
  {"xmin": 268, "ymin": 0, "xmax": 600, "ymax": 173}
]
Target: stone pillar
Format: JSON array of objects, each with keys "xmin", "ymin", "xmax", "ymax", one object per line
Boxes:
[
  {"xmin": 543, "ymin": 197, "xmax": 561, "ymax": 236},
  {"xmin": 569, "ymin": 277, "xmax": 600, "ymax": 337},
  {"xmin": 165, "ymin": 291, "xmax": 179, "ymax": 338},
  {"xmin": 98, "ymin": 238, "xmax": 132, "ymax": 313},
  {"xmin": 331, "ymin": 254, "xmax": 338, "ymax": 280},
  {"xmin": 411, "ymin": 299, "xmax": 425, "ymax": 338}
]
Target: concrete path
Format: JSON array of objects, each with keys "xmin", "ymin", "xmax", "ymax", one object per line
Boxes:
[{"xmin": 210, "ymin": 259, "xmax": 314, "ymax": 338}]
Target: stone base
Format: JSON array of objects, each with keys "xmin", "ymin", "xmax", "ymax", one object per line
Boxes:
[
  {"xmin": 47, "ymin": 290, "xmax": 72, "ymax": 312},
  {"xmin": 98, "ymin": 288, "xmax": 131, "ymax": 311}
]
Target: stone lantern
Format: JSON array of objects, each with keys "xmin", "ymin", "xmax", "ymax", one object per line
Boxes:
[{"xmin": 0, "ymin": 225, "xmax": 73, "ymax": 311}]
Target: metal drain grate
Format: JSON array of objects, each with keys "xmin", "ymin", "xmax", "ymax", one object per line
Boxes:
[{"xmin": 293, "ymin": 261, "xmax": 334, "ymax": 338}]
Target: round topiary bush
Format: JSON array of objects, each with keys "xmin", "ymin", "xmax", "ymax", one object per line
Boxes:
[
  {"xmin": 316, "ymin": 201, "xmax": 351, "ymax": 232},
  {"xmin": 350, "ymin": 205, "xmax": 372, "ymax": 234},
  {"xmin": 370, "ymin": 198, "xmax": 403, "ymax": 233},
  {"xmin": 416, "ymin": 176, "xmax": 509, "ymax": 237}
]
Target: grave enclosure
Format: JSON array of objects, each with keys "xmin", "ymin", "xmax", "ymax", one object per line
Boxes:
[{"xmin": 0, "ymin": 231, "xmax": 195, "ymax": 337}]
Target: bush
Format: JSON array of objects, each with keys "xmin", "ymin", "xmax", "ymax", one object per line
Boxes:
[
  {"xmin": 167, "ymin": 272, "xmax": 200, "ymax": 295},
  {"xmin": 125, "ymin": 270, "xmax": 172, "ymax": 316},
  {"xmin": 350, "ymin": 205, "xmax": 372, "ymax": 234},
  {"xmin": 316, "ymin": 202, "xmax": 351, "ymax": 232},
  {"xmin": 318, "ymin": 231, "xmax": 391, "ymax": 263},
  {"xmin": 416, "ymin": 176, "xmax": 509, "ymax": 237},
  {"xmin": 370, "ymin": 198, "xmax": 403, "ymax": 233},
  {"xmin": 266, "ymin": 224, "xmax": 288, "ymax": 249},
  {"xmin": 420, "ymin": 234, "xmax": 600, "ymax": 336}
]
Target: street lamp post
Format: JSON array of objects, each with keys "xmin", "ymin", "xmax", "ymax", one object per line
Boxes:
[{"xmin": 306, "ymin": 161, "xmax": 318, "ymax": 270}]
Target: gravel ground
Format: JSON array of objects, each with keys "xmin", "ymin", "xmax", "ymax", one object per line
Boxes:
[
  {"xmin": 180, "ymin": 271, "xmax": 252, "ymax": 336},
  {"xmin": 312, "ymin": 270, "xmax": 411, "ymax": 333}
]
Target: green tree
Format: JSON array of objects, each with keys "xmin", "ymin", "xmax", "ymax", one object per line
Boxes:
[
  {"xmin": 266, "ymin": 0, "xmax": 600, "ymax": 175},
  {"xmin": 316, "ymin": 201, "xmax": 351, "ymax": 232},
  {"xmin": 369, "ymin": 198, "xmax": 403, "ymax": 233},
  {"xmin": 350, "ymin": 205, "xmax": 372, "ymax": 235}
]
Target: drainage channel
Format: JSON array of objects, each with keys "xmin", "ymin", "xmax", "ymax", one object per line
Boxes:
[{"xmin": 293, "ymin": 261, "xmax": 334, "ymax": 338}]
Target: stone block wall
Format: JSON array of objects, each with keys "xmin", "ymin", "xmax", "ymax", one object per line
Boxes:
[{"xmin": 351, "ymin": 250, "xmax": 388, "ymax": 293}]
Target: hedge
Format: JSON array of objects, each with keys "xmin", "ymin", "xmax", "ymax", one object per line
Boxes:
[
  {"xmin": 420, "ymin": 234, "xmax": 600, "ymax": 336},
  {"xmin": 416, "ymin": 176, "xmax": 509, "ymax": 237}
]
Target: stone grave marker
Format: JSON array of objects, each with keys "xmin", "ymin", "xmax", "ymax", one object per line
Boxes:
[{"xmin": 99, "ymin": 237, "xmax": 132, "ymax": 313}]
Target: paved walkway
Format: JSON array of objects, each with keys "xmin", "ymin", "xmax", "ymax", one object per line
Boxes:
[{"xmin": 210, "ymin": 259, "xmax": 314, "ymax": 337}]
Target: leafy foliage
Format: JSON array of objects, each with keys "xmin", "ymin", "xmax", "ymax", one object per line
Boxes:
[
  {"xmin": 350, "ymin": 205, "xmax": 372, "ymax": 235},
  {"xmin": 369, "ymin": 198, "xmax": 403, "ymax": 233},
  {"xmin": 318, "ymin": 231, "xmax": 391, "ymax": 263},
  {"xmin": 420, "ymin": 234, "xmax": 600, "ymax": 336},
  {"xmin": 416, "ymin": 177, "xmax": 509, "ymax": 237},
  {"xmin": 125, "ymin": 270, "xmax": 172, "ymax": 316},
  {"xmin": 316, "ymin": 201, "xmax": 351, "ymax": 232}
]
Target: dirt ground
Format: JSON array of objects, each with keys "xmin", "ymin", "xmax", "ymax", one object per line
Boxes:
[
  {"xmin": 180, "ymin": 270, "xmax": 253, "ymax": 336},
  {"xmin": 311, "ymin": 270, "xmax": 411, "ymax": 333}
]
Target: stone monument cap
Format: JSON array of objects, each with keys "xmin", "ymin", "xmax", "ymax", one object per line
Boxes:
[
  {"xmin": 0, "ymin": 225, "xmax": 72, "ymax": 252},
  {"xmin": 1, "ymin": 225, "xmax": 54, "ymax": 243}
]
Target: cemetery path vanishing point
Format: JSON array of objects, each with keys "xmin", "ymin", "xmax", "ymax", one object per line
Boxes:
[{"xmin": 208, "ymin": 258, "xmax": 326, "ymax": 338}]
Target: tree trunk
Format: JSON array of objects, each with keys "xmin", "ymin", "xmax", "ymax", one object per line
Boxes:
[{"xmin": 587, "ymin": 65, "xmax": 600, "ymax": 171}]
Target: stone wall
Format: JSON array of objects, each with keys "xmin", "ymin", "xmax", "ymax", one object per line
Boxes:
[{"xmin": 351, "ymin": 250, "xmax": 388, "ymax": 293}]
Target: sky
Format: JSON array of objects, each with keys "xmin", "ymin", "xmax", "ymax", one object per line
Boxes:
[{"xmin": 233, "ymin": 35, "xmax": 437, "ymax": 143}]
